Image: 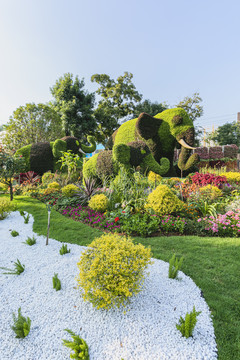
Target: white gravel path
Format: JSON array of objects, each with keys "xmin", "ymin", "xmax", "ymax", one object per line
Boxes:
[{"xmin": 0, "ymin": 211, "xmax": 218, "ymax": 360}]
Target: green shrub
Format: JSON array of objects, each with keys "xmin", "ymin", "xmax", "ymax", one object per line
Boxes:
[
  {"xmin": 52, "ymin": 273, "xmax": 61, "ymax": 291},
  {"xmin": 42, "ymin": 172, "xmax": 55, "ymax": 185},
  {"xmin": 23, "ymin": 236, "xmax": 36, "ymax": 246},
  {"xmin": 59, "ymin": 244, "xmax": 71, "ymax": 255},
  {"xmin": 48, "ymin": 181, "xmax": 60, "ymax": 190},
  {"xmin": 62, "ymin": 184, "xmax": 79, "ymax": 197},
  {"xmin": 176, "ymin": 306, "xmax": 201, "ymax": 338},
  {"xmin": 76, "ymin": 233, "xmax": 152, "ymax": 310},
  {"xmin": 0, "ymin": 198, "xmax": 16, "ymax": 220},
  {"xmin": 23, "ymin": 213, "xmax": 30, "ymax": 224},
  {"xmin": 11, "ymin": 308, "xmax": 31, "ymax": 338},
  {"xmin": 88, "ymin": 194, "xmax": 108, "ymax": 213},
  {"xmin": 11, "ymin": 230, "xmax": 19, "ymax": 237},
  {"xmin": 62, "ymin": 329, "xmax": 89, "ymax": 360},
  {"xmin": 168, "ymin": 254, "xmax": 183, "ymax": 279},
  {"xmin": 145, "ymin": 185, "xmax": 184, "ymax": 216},
  {"xmin": 0, "ymin": 259, "xmax": 25, "ymax": 275}
]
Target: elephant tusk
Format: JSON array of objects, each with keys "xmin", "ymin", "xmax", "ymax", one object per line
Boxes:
[
  {"xmin": 79, "ymin": 148, "xmax": 86, "ymax": 155},
  {"xmin": 178, "ymin": 139, "xmax": 196, "ymax": 150}
]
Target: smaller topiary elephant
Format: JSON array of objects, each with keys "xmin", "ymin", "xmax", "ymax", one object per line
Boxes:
[
  {"xmin": 15, "ymin": 136, "xmax": 96, "ymax": 175},
  {"xmin": 82, "ymin": 140, "xmax": 170, "ymax": 182}
]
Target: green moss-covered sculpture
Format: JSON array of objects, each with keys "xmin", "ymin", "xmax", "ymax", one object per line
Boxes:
[
  {"xmin": 107, "ymin": 108, "xmax": 199, "ymax": 176},
  {"xmin": 82, "ymin": 141, "xmax": 170, "ymax": 182},
  {"xmin": 16, "ymin": 136, "xmax": 96, "ymax": 175}
]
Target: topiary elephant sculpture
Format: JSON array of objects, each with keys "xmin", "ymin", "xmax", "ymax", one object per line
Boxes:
[
  {"xmin": 82, "ymin": 140, "xmax": 170, "ymax": 182},
  {"xmin": 15, "ymin": 136, "xmax": 96, "ymax": 175},
  {"xmin": 107, "ymin": 108, "xmax": 200, "ymax": 176}
]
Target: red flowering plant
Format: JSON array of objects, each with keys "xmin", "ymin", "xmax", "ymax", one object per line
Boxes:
[{"xmin": 188, "ymin": 172, "xmax": 227, "ymax": 189}]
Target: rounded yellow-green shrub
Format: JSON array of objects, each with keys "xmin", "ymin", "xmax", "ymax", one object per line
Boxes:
[
  {"xmin": 220, "ymin": 171, "xmax": 240, "ymax": 184},
  {"xmin": 148, "ymin": 171, "xmax": 162, "ymax": 186},
  {"xmin": 47, "ymin": 181, "xmax": 60, "ymax": 190},
  {"xmin": 41, "ymin": 172, "xmax": 55, "ymax": 185},
  {"xmin": 61, "ymin": 184, "xmax": 79, "ymax": 197},
  {"xmin": 199, "ymin": 184, "xmax": 222, "ymax": 201},
  {"xmin": 0, "ymin": 182, "xmax": 8, "ymax": 191},
  {"xmin": 0, "ymin": 198, "xmax": 16, "ymax": 220},
  {"xmin": 88, "ymin": 194, "xmax": 108, "ymax": 213},
  {"xmin": 76, "ymin": 233, "xmax": 152, "ymax": 310},
  {"xmin": 145, "ymin": 184, "xmax": 184, "ymax": 216},
  {"xmin": 43, "ymin": 188, "xmax": 59, "ymax": 196}
]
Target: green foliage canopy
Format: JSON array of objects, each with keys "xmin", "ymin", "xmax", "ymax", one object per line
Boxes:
[
  {"xmin": 50, "ymin": 73, "xmax": 96, "ymax": 140},
  {"xmin": 91, "ymin": 72, "xmax": 142, "ymax": 144},
  {"xmin": 131, "ymin": 99, "xmax": 168, "ymax": 118},
  {"xmin": 3, "ymin": 103, "xmax": 64, "ymax": 151},
  {"xmin": 211, "ymin": 122, "xmax": 240, "ymax": 146}
]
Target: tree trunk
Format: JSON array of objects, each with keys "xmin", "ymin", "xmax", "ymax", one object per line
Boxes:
[{"xmin": 9, "ymin": 181, "xmax": 13, "ymax": 201}]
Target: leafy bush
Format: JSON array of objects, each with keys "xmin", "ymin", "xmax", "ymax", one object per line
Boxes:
[
  {"xmin": 0, "ymin": 198, "xmax": 16, "ymax": 220},
  {"xmin": 198, "ymin": 184, "xmax": 222, "ymax": 201},
  {"xmin": 88, "ymin": 194, "xmax": 108, "ymax": 213},
  {"xmin": 220, "ymin": 171, "xmax": 240, "ymax": 184},
  {"xmin": 176, "ymin": 306, "xmax": 201, "ymax": 338},
  {"xmin": 11, "ymin": 230, "xmax": 19, "ymax": 237},
  {"xmin": 43, "ymin": 188, "xmax": 60, "ymax": 196},
  {"xmin": 0, "ymin": 259, "xmax": 25, "ymax": 275},
  {"xmin": 11, "ymin": 308, "xmax": 31, "ymax": 338},
  {"xmin": 62, "ymin": 329, "xmax": 89, "ymax": 360},
  {"xmin": 59, "ymin": 244, "xmax": 71, "ymax": 255},
  {"xmin": 113, "ymin": 212, "xmax": 160, "ymax": 236},
  {"xmin": 189, "ymin": 172, "xmax": 227, "ymax": 188},
  {"xmin": 23, "ymin": 236, "xmax": 36, "ymax": 246},
  {"xmin": 42, "ymin": 171, "xmax": 55, "ymax": 185},
  {"xmin": 168, "ymin": 254, "xmax": 183, "ymax": 279},
  {"xmin": 48, "ymin": 181, "xmax": 60, "ymax": 190},
  {"xmin": 76, "ymin": 233, "xmax": 152, "ymax": 310},
  {"xmin": 145, "ymin": 185, "xmax": 184, "ymax": 216},
  {"xmin": 62, "ymin": 184, "xmax": 79, "ymax": 197},
  {"xmin": 52, "ymin": 273, "xmax": 61, "ymax": 291},
  {"xmin": 148, "ymin": 171, "xmax": 162, "ymax": 187}
]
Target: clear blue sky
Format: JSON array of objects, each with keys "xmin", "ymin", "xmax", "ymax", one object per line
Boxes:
[{"xmin": 0, "ymin": 0, "xmax": 239, "ymax": 131}]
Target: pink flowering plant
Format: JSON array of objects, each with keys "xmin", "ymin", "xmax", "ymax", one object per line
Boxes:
[
  {"xmin": 197, "ymin": 209, "xmax": 240, "ymax": 237},
  {"xmin": 159, "ymin": 215, "xmax": 187, "ymax": 234}
]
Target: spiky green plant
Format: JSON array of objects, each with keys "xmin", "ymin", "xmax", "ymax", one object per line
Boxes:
[
  {"xmin": 0, "ymin": 259, "xmax": 25, "ymax": 275},
  {"xmin": 23, "ymin": 236, "xmax": 36, "ymax": 246},
  {"xmin": 62, "ymin": 329, "xmax": 89, "ymax": 360},
  {"xmin": 11, "ymin": 230, "xmax": 19, "ymax": 237},
  {"xmin": 11, "ymin": 307, "xmax": 31, "ymax": 338},
  {"xmin": 19, "ymin": 210, "xmax": 25, "ymax": 216},
  {"xmin": 23, "ymin": 213, "xmax": 30, "ymax": 224},
  {"xmin": 176, "ymin": 306, "xmax": 201, "ymax": 338},
  {"xmin": 52, "ymin": 273, "xmax": 61, "ymax": 291},
  {"xmin": 59, "ymin": 244, "xmax": 71, "ymax": 255},
  {"xmin": 168, "ymin": 254, "xmax": 183, "ymax": 279}
]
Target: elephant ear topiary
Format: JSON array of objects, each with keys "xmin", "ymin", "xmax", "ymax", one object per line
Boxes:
[{"xmin": 52, "ymin": 139, "xmax": 67, "ymax": 158}]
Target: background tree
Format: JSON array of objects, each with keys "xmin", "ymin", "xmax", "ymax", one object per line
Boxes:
[
  {"xmin": 131, "ymin": 99, "xmax": 168, "ymax": 118},
  {"xmin": 91, "ymin": 72, "xmax": 142, "ymax": 144},
  {"xmin": 210, "ymin": 122, "xmax": 240, "ymax": 146},
  {"xmin": 50, "ymin": 73, "xmax": 96, "ymax": 140},
  {"xmin": 0, "ymin": 147, "xmax": 26, "ymax": 200},
  {"xmin": 3, "ymin": 103, "xmax": 64, "ymax": 150},
  {"xmin": 175, "ymin": 92, "xmax": 204, "ymax": 146}
]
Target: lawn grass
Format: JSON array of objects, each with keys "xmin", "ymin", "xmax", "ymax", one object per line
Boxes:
[{"xmin": 3, "ymin": 195, "xmax": 240, "ymax": 359}]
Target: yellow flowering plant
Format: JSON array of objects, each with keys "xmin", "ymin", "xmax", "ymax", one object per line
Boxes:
[{"xmin": 76, "ymin": 233, "xmax": 152, "ymax": 310}]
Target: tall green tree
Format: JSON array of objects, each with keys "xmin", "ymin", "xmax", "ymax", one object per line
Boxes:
[
  {"xmin": 131, "ymin": 99, "xmax": 168, "ymax": 118},
  {"xmin": 211, "ymin": 122, "xmax": 240, "ymax": 146},
  {"xmin": 175, "ymin": 92, "xmax": 204, "ymax": 146},
  {"xmin": 175, "ymin": 92, "xmax": 203, "ymax": 122},
  {"xmin": 91, "ymin": 72, "xmax": 142, "ymax": 144},
  {"xmin": 3, "ymin": 103, "xmax": 64, "ymax": 150},
  {"xmin": 50, "ymin": 73, "xmax": 96, "ymax": 140}
]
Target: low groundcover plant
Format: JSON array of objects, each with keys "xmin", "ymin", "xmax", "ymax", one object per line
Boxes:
[{"xmin": 11, "ymin": 308, "xmax": 31, "ymax": 338}]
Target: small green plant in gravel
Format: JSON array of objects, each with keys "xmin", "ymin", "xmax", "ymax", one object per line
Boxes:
[
  {"xmin": 62, "ymin": 329, "xmax": 89, "ymax": 360},
  {"xmin": 52, "ymin": 273, "xmax": 61, "ymax": 291},
  {"xmin": 168, "ymin": 254, "xmax": 183, "ymax": 279},
  {"xmin": 0, "ymin": 259, "xmax": 25, "ymax": 275},
  {"xmin": 23, "ymin": 213, "xmax": 30, "ymax": 224},
  {"xmin": 59, "ymin": 244, "xmax": 71, "ymax": 255},
  {"xmin": 23, "ymin": 236, "xmax": 36, "ymax": 246},
  {"xmin": 11, "ymin": 230, "xmax": 19, "ymax": 237},
  {"xmin": 176, "ymin": 306, "xmax": 201, "ymax": 338},
  {"xmin": 11, "ymin": 307, "xmax": 31, "ymax": 338}
]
